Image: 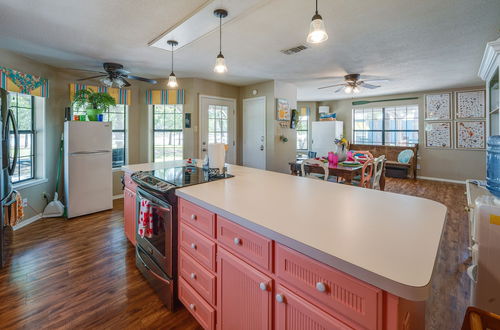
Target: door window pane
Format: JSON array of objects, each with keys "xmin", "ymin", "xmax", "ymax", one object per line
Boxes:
[{"xmin": 208, "ymin": 105, "xmax": 229, "ymax": 145}]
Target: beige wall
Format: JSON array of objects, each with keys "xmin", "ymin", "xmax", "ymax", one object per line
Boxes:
[{"xmin": 318, "ymin": 87, "xmax": 486, "ymax": 181}]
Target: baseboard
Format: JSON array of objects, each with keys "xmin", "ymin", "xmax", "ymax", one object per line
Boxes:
[
  {"xmin": 417, "ymin": 176, "xmax": 465, "ymax": 184},
  {"xmin": 13, "ymin": 213, "xmax": 43, "ymax": 231},
  {"xmin": 113, "ymin": 194, "xmax": 124, "ymax": 200}
]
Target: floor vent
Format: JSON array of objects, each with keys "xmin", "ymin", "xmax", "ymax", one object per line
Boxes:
[{"xmin": 280, "ymin": 44, "xmax": 308, "ymax": 55}]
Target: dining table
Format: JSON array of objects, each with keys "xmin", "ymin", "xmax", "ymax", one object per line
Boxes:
[{"xmin": 288, "ymin": 160, "xmax": 386, "ymax": 191}]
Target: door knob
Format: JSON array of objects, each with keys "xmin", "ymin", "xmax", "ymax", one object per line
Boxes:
[{"xmin": 260, "ymin": 145, "xmax": 264, "ymax": 151}]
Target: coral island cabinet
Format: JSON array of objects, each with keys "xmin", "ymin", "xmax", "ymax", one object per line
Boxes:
[
  {"xmin": 176, "ymin": 198, "xmax": 425, "ymax": 330},
  {"xmin": 123, "ymin": 172, "xmax": 137, "ymax": 245}
]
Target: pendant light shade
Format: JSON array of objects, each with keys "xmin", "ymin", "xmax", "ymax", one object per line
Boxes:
[
  {"xmin": 167, "ymin": 40, "xmax": 179, "ymax": 88},
  {"xmin": 307, "ymin": 0, "xmax": 328, "ymax": 44},
  {"xmin": 214, "ymin": 9, "xmax": 228, "ymax": 74}
]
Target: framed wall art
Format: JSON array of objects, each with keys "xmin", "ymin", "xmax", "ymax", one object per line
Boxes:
[
  {"xmin": 276, "ymin": 98, "xmax": 290, "ymax": 121},
  {"xmin": 455, "ymin": 89, "xmax": 486, "ymax": 119},
  {"xmin": 455, "ymin": 120, "xmax": 486, "ymax": 149},
  {"xmin": 425, "ymin": 93, "xmax": 451, "ymax": 120},
  {"xmin": 425, "ymin": 122, "xmax": 452, "ymax": 148}
]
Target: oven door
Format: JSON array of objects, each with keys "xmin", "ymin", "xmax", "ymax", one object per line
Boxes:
[{"xmin": 136, "ymin": 187, "xmax": 173, "ymax": 277}]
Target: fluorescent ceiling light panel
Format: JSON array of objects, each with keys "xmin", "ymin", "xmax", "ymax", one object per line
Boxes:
[{"xmin": 149, "ymin": 0, "xmax": 268, "ymax": 51}]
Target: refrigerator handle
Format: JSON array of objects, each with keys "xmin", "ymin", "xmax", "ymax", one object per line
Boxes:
[{"xmin": 7, "ymin": 109, "xmax": 18, "ymax": 176}]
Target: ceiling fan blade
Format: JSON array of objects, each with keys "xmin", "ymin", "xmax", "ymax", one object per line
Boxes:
[
  {"xmin": 360, "ymin": 83, "xmax": 381, "ymax": 89},
  {"xmin": 318, "ymin": 83, "xmax": 345, "ymax": 90},
  {"xmin": 125, "ymin": 75, "xmax": 157, "ymax": 84},
  {"xmin": 363, "ymin": 79, "xmax": 389, "ymax": 83},
  {"xmin": 122, "ymin": 78, "xmax": 131, "ymax": 88},
  {"xmin": 334, "ymin": 86, "xmax": 344, "ymax": 93},
  {"xmin": 76, "ymin": 74, "xmax": 107, "ymax": 81},
  {"xmin": 67, "ymin": 68, "xmax": 107, "ymax": 74},
  {"xmin": 115, "ymin": 68, "xmax": 131, "ymax": 75}
]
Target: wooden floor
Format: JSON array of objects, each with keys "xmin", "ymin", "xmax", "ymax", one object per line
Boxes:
[{"xmin": 0, "ymin": 178, "xmax": 469, "ymax": 329}]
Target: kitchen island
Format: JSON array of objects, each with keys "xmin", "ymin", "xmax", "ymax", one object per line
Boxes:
[{"xmin": 123, "ymin": 162, "xmax": 447, "ymax": 329}]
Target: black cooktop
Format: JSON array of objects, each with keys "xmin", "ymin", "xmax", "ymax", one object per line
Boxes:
[{"xmin": 132, "ymin": 166, "xmax": 234, "ymax": 193}]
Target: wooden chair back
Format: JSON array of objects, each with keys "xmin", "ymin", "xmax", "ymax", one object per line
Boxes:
[
  {"xmin": 301, "ymin": 159, "xmax": 329, "ymax": 181},
  {"xmin": 359, "ymin": 159, "xmax": 374, "ymax": 188},
  {"xmin": 462, "ymin": 306, "xmax": 500, "ymax": 330},
  {"xmin": 371, "ymin": 155, "xmax": 386, "ymax": 190}
]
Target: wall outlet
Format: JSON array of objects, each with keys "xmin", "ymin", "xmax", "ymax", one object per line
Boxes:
[{"xmin": 22, "ymin": 198, "xmax": 28, "ymax": 207}]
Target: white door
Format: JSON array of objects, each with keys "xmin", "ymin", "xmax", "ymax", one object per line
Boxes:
[
  {"xmin": 199, "ymin": 96, "xmax": 236, "ymax": 164},
  {"xmin": 243, "ymin": 97, "xmax": 266, "ymax": 169}
]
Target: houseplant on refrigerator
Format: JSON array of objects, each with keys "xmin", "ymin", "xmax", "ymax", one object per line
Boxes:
[{"xmin": 72, "ymin": 89, "xmax": 115, "ymax": 121}]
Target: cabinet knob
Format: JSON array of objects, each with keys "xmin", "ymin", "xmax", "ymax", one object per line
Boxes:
[
  {"xmin": 189, "ymin": 303, "xmax": 196, "ymax": 310},
  {"xmin": 191, "ymin": 214, "xmax": 197, "ymax": 220},
  {"xmin": 275, "ymin": 294, "xmax": 284, "ymax": 303},
  {"xmin": 316, "ymin": 282, "xmax": 327, "ymax": 292},
  {"xmin": 233, "ymin": 237, "xmax": 241, "ymax": 245},
  {"xmin": 259, "ymin": 282, "xmax": 267, "ymax": 291},
  {"xmin": 190, "ymin": 243, "xmax": 197, "ymax": 249},
  {"xmin": 190, "ymin": 273, "xmax": 196, "ymax": 280}
]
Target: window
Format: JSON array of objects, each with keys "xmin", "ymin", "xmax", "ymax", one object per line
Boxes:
[
  {"xmin": 208, "ymin": 104, "xmax": 228, "ymax": 144},
  {"xmin": 296, "ymin": 107, "xmax": 309, "ymax": 150},
  {"xmin": 152, "ymin": 104, "xmax": 183, "ymax": 162},
  {"xmin": 9, "ymin": 92, "xmax": 35, "ymax": 183},
  {"xmin": 352, "ymin": 105, "xmax": 419, "ymax": 146},
  {"xmin": 73, "ymin": 105, "xmax": 128, "ymax": 168}
]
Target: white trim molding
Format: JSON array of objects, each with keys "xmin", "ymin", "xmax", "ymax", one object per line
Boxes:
[
  {"xmin": 417, "ymin": 176, "xmax": 465, "ymax": 184},
  {"xmin": 113, "ymin": 194, "xmax": 124, "ymax": 200},
  {"xmin": 478, "ymin": 37, "xmax": 500, "ymax": 81},
  {"xmin": 13, "ymin": 213, "xmax": 43, "ymax": 231}
]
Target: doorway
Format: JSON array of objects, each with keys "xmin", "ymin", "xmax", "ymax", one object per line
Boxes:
[
  {"xmin": 199, "ymin": 95, "xmax": 236, "ymax": 164},
  {"xmin": 242, "ymin": 96, "xmax": 266, "ymax": 170}
]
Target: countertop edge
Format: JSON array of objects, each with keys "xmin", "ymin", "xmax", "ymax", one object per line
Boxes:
[{"xmin": 176, "ymin": 189, "xmax": 432, "ymax": 301}]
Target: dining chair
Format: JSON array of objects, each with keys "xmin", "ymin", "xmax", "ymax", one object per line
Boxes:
[
  {"xmin": 461, "ymin": 306, "xmax": 500, "ymax": 330},
  {"xmin": 371, "ymin": 155, "xmax": 386, "ymax": 190},
  {"xmin": 351, "ymin": 159, "xmax": 374, "ymax": 188},
  {"xmin": 301, "ymin": 159, "xmax": 329, "ymax": 181}
]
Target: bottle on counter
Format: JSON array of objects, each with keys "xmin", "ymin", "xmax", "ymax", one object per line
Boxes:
[{"xmin": 487, "ymin": 135, "xmax": 500, "ymax": 197}]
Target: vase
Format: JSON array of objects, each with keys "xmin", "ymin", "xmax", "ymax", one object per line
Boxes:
[
  {"xmin": 336, "ymin": 144, "xmax": 347, "ymax": 162},
  {"xmin": 86, "ymin": 108, "xmax": 102, "ymax": 121}
]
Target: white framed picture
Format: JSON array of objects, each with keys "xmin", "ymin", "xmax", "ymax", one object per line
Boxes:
[
  {"xmin": 455, "ymin": 89, "xmax": 486, "ymax": 119},
  {"xmin": 425, "ymin": 93, "xmax": 451, "ymax": 120},
  {"xmin": 455, "ymin": 120, "xmax": 486, "ymax": 149},
  {"xmin": 425, "ymin": 122, "xmax": 452, "ymax": 148}
]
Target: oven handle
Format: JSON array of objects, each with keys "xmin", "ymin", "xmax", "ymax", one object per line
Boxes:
[{"xmin": 137, "ymin": 250, "xmax": 171, "ymax": 284}]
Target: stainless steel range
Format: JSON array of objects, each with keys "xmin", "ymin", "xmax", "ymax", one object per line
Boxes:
[{"xmin": 131, "ymin": 166, "xmax": 233, "ymax": 310}]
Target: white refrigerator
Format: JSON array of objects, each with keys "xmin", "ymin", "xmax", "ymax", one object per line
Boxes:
[
  {"xmin": 310, "ymin": 121, "xmax": 344, "ymax": 157},
  {"xmin": 64, "ymin": 121, "xmax": 113, "ymax": 218}
]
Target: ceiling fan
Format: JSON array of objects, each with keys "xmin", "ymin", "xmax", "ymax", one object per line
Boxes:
[
  {"xmin": 318, "ymin": 74, "xmax": 388, "ymax": 94},
  {"xmin": 75, "ymin": 62, "xmax": 157, "ymax": 88}
]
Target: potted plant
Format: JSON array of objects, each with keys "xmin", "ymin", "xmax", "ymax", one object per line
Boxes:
[{"xmin": 72, "ymin": 89, "xmax": 116, "ymax": 121}]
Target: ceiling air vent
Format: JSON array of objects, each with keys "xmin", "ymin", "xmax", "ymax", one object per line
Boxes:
[{"xmin": 280, "ymin": 44, "xmax": 309, "ymax": 55}]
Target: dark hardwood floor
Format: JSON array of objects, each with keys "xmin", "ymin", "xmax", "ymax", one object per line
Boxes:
[{"xmin": 0, "ymin": 178, "xmax": 469, "ymax": 329}]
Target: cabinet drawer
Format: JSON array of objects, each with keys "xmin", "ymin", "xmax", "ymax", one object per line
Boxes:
[
  {"xmin": 179, "ymin": 249, "xmax": 216, "ymax": 306},
  {"xmin": 180, "ymin": 198, "xmax": 216, "ymax": 238},
  {"xmin": 179, "ymin": 277, "xmax": 215, "ymax": 330},
  {"xmin": 276, "ymin": 244, "xmax": 383, "ymax": 330},
  {"xmin": 124, "ymin": 172, "xmax": 138, "ymax": 192},
  {"xmin": 217, "ymin": 216, "xmax": 272, "ymax": 272},
  {"xmin": 180, "ymin": 223, "xmax": 216, "ymax": 271},
  {"xmin": 275, "ymin": 284, "xmax": 353, "ymax": 330}
]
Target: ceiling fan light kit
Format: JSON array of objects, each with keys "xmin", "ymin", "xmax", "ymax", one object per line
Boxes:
[
  {"xmin": 307, "ymin": 0, "xmax": 328, "ymax": 44},
  {"xmin": 167, "ymin": 40, "xmax": 179, "ymax": 88},
  {"xmin": 213, "ymin": 9, "xmax": 228, "ymax": 74}
]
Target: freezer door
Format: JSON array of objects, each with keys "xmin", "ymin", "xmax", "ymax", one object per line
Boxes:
[
  {"xmin": 65, "ymin": 151, "xmax": 112, "ymax": 218},
  {"xmin": 65, "ymin": 121, "xmax": 112, "ymax": 153}
]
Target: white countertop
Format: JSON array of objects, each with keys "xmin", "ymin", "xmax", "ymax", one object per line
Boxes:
[
  {"xmin": 175, "ymin": 164, "xmax": 447, "ymax": 301},
  {"xmin": 123, "ymin": 162, "xmax": 447, "ymax": 301}
]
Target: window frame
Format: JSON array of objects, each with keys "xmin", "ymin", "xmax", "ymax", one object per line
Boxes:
[
  {"xmin": 151, "ymin": 104, "xmax": 184, "ymax": 162},
  {"xmin": 296, "ymin": 107, "xmax": 309, "ymax": 151},
  {"xmin": 9, "ymin": 92, "xmax": 36, "ymax": 184},
  {"xmin": 352, "ymin": 105, "xmax": 419, "ymax": 146}
]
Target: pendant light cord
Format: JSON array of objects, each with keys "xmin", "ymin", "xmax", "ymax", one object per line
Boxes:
[
  {"xmin": 315, "ymin": 0, "xmax": 318, "ymax": 15},
  {"xmin": 219, "ymin": 15, "xmax": 222, "ymax": 55},
  {"xmin": 171, "ymin": 43, "xmax": 174, "ymax": 74}
]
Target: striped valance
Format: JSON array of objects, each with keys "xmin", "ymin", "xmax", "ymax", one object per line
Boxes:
[
  {"xmin": 69, "ymin": 83, "xmax": 131, "ymax": 105},
  {"xmin": 146, "ymin": 89, "xmax": 185, "ymax": 105},
  {"xmin": 0, "ymin": 66, "xmax": 49, "ymax": 97}
]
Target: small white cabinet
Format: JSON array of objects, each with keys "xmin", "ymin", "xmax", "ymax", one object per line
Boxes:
[{"xmin": 479, "ymin": 37, "xmax": 500, "ymax": 136}]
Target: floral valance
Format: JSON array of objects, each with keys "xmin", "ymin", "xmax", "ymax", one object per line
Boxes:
[
  {"xmin": 69, "ymin": 83, "xmax": 131, "ymax": 105},
  {"xmin": 146, "ymin": 89, "xmax": 185, "ymax": 105},
  {"xmin": 0, "ymin": 66, "xmax": 49, "ymax": 97}
]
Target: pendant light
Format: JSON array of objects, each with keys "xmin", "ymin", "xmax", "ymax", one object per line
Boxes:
[
  {"xmin": 213, "ymin": 9, "xmax": 228, "ymax": 74},
  {"xmin": 167, "ymin": 40, "xmax": 179, "ymax": 88},
  {"xmin": 307, "ymin": 0, "xmax": 328, "ymax": 44}
]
